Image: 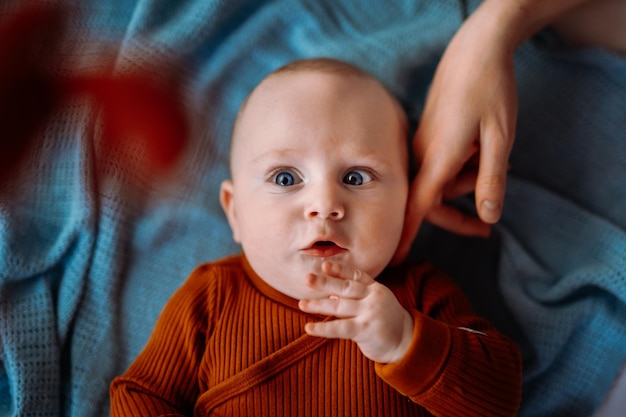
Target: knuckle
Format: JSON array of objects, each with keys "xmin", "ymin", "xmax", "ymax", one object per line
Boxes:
[
  {"xmin": 329, "ymin": 262, "xmax": 342, "ymax": 276},
  {"xmin": 478, "ymin": 174, "xmax": 506, "ymax": 192},
  {"xmin": 479, "ymin": 173, "xmax": 505, "ymax": 187},
  {"xmin": 370, "ymin": 283, "xmax": 388, "ymax": 298},
  {"xmin": 334, "ymin": 297, "xmax": 346, "ymax": 314},
  {"xmin": 342, "ymin": 320, "xmax": 359, "ymax": 338},
  {"xmin": 306, "ymin": 299, "xmax": 321, "ymax": 311},
  {"xmin": 340, "ymin": 279, "xmax": 354, "ymax": 295},
  {"xmin": 357, "ymin": 318, "xmax": 371, "ymax": 332}
]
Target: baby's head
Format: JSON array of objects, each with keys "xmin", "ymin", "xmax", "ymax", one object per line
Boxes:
[{"xmin": 221, "ymin": 58, "xmax": 410, "ymax": 299}]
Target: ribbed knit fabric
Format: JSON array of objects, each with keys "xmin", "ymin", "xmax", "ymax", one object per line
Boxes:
[{"xmin": 110, "ymin": 255, "xmax": 521, "ymax": 416}]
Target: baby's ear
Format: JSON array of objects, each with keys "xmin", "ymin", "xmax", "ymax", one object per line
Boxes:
[{"xmin": 219, "ymin": 180, "xmax": 241, "ymax": 243}]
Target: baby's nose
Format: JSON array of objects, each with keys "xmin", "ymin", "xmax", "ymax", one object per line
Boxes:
[
  {"xmin": 307, "ymin": 207, "xmax": 344, "ymax": 220},
  {"xmin": 305, "ymin": 186, "xmax": 345, "ymax": 220}
]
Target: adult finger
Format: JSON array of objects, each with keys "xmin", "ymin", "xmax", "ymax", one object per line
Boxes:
[
  {"xmin": 475, "ymin": 117, "xmax": 514, "ymax": 224},
  {"xmin": 442, "ymin": 168, "xmax": 478, "ymax": 200},
  {"xmin": 392, "ymin": 159, "xmax": 448, "ymax": 264},
  {"xmin": 425, "ymin": 204, "xmax": 491, "ymax": 237}
]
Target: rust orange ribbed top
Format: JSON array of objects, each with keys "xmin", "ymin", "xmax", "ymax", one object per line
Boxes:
[{"xmin": 110, "ymin": 254, "xmax": 521, "ymax": 416}]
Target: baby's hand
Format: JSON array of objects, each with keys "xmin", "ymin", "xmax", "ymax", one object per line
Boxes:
[{"xmin": 298, "ymin": 261, "xmax": 414, "ymax": 364}]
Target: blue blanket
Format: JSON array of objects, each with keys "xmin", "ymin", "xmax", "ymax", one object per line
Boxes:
[{"xmin": 0, "ymin": 0, "xmax": 624, "ymax": 416}]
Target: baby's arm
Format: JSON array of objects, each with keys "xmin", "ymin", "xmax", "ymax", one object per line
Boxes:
[
  {"xmin": 377, "ymin": 264, "xmax": 522, "ymax": 417},
  {"xmin": 299, "ymin": 261, "xmax": 522, "ymax": 417},
  {"xmin": 110, "ymin": 266, "xmax": 212, "ymax": 416}
]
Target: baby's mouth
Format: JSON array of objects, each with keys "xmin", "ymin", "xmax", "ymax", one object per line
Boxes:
[
  {"xmin": 302, "ymin": 240, "xmax": 347, "ymax": 257},
  {"xmin": 314, "ymin": 241, "xmax": 335, "ymax": 247}
]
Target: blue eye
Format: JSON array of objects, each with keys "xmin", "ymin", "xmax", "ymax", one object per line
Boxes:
[
  {"xmin": 343, "ymin": 170, "xmax": 372, "ymax": 186},
  {"xmin": 275, "ymin": 172, "xmax": 294, "ymax": 186},
  {"xmin": 273, "ymin": 170, "xmax": 300, "ymax": 186}
]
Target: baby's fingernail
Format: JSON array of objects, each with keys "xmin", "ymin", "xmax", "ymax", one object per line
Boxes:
[{"xmin": 481, "ymin": 200, "xmax": 501, "ymax": 224}]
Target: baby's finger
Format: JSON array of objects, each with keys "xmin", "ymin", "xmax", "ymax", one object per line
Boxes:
[
  {"xmin": 305, "ymin": 273, "xmax": 368, "ymax": 299},
  {"xmin": 321, "ymin": 261, "xmax": 374, "ymax": 285},
  {"xmin": 298, "ymin": 297, "xmax": 359, "ymax": 319},
  {"xmin": 303, "ymin": 317, "xmax": 358, "ymax": 340}
]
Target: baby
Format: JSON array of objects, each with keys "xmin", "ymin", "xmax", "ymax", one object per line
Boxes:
[{"xmin": 110, "ymin": 57, "xmax": 522, "ymax": 416}]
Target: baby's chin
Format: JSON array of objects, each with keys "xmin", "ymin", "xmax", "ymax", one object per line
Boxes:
[
  {"xmin": 292, "ymin": 254, "xmax": 340, "ymax": 275},
  {"xmin": 295, "ymin": 253, "xmax": 387, "ymax": 280}
]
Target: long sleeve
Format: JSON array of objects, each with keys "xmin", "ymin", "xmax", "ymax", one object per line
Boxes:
[
  {"xmin": 110, "ymin": 264, "xmax": 214, "ymax": 416},
  {"xmin": 111, "ymin": 256, "xmax": 521, "ymax": 416},
  {"xmin": 376, "ymin": 264, "xmax": 522, "ymax": 417}
]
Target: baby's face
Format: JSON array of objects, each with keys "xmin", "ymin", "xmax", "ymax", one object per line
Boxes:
[{"xmin": 221, "ymin": 70, "xmax": 408, "ymax": 300}]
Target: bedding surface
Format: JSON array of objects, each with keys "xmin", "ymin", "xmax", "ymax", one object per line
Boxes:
[{"xmin": 0, "ymin": 0, "xmax": 624, "ymax": 416}]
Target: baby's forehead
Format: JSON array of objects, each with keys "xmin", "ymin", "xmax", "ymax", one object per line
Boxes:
[
  {"xmin": 252, "ymin": 69, "xmax": 371, "ymax": 102},
  {"xmin": 229, "ymin": 66, "xmax": 409, "ymax": 171},
  {"xmin": 234, "ymin": 70, "xmax": 368, "ymax": 137},
  {"xmin": 240, "ymin": 69, "xmax": 400, "ymax": 126}
]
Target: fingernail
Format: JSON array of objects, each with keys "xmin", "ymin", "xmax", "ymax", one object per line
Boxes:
[{"xmin": 481, "ymin": 200, "xmax": 501, "ymax": 224}]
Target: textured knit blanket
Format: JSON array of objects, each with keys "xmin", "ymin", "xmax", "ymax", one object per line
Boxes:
[{"xmin": 0, "ymin": 0, "xmax": 624, "ymax": 416}]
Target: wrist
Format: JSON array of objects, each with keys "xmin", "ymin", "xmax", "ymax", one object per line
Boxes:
[
  {"xmin": 389, "ymin": 309, "xmax": 415, "ymax": 364},
  {"xmin": 375, "ymin": 312, "xmax": 452, "ymax": 397},
  {"xmin": 474, "ymin": 0, "xmax": 592, "ymax": 48}
]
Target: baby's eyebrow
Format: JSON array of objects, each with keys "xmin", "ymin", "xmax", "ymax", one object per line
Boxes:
[
  {"xmin": 356, "ymin": 149, "xmax": 391, "ymax": 164},
  {"xmin": 251, "ymin": 148, "xmax": 299, "ymax": 164},
  {"xmin": 251, "ymin": 146, "xmax": 393, "ymax": 168},
  {"xmin": 344, "ymin": 147, "xmax": 394, "ymax": 168}
]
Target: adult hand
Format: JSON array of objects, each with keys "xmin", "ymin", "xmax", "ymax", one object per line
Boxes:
[
  {"xmin": 393, "ymin": 2, "xmax": 519, "ymax": 263},
  {"xmin": 393, "ymin": 0, "xmax": 599, "ymax": 264},
  {"xmin": 298, "ymin": 261, "xmax": 414, "ymax": 364}
]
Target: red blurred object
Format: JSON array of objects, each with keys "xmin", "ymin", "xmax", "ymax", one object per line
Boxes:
[
  {"xmin": 69, "ymin": 73, "xmax": 189, "ymax": 177},
  {"xmin": 0, "ymin": 3, "xmax": 188, "ymax": 185},
  {"xmin": 0, "ymin": 4, "xmax": 65, "ymax": 181}
]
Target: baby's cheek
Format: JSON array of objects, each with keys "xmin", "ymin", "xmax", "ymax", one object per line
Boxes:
[{"xmin": 361, "ymin": 224, "xmax": 401, "ymax": 272}]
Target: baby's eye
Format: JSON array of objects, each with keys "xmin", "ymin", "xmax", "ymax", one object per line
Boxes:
[
  {"xmin": 272, "ymin": 170, "xmax": 301, "ymax": 186},
  {"xmin": 343, "ymin": 169, "xmax": 372, "ymax": 186}
]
